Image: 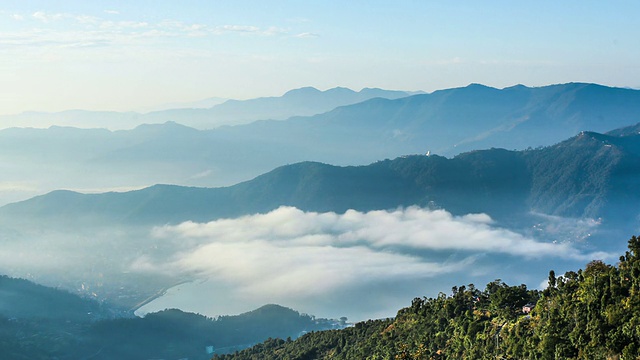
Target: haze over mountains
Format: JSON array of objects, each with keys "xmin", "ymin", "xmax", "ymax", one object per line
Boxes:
[
  {"xmin": 0, "ymin": 87, "xmax": 411, "ymax": 130},
  {"xmin": 2, "ymin": 119, "xmax": 640, "ymax": 320},
  {"xmin": 5, "ymin": 129, "xmax": 639, "ymax": 227},
  {"xmin": 2, "ymin": 82, "xmax": 640, "ymax": 352},
  {"xmin": 3, "ymin": 0, "xmax": 639, "ymax": 356},
  {"xmin": 2, "ymin": 83, "xmax": 639, "ymax": 208}
]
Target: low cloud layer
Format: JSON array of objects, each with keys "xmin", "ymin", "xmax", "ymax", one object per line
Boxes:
[
  {"xmin": 154, "ymin": 206, "xmax": 605, "ymax": 261},
  {"xmin": 138, "ymin": 206, "xmax": 610, "ymax": 318}
]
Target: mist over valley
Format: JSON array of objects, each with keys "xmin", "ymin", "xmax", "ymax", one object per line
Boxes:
[
  {"xmin": 2, "ymin": 99, "xmax": 640, "ymax": 322},
  {"xmin": 3, "ymin": 83, "xmax": 640, "ymax": 358},
  {"xmin": 2, "ymin": 1, "xmax": 640, "ymax": 358}
]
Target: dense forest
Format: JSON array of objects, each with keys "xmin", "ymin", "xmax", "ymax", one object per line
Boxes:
[
  {"xmin": 215, "ymin": 236, "xmax": 640, "ymax": 359},
  {"xmin": 0, "ymin": 283, "xmax": 342, "ymax": 360}
]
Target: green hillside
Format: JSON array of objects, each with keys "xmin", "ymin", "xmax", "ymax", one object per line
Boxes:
[
  {"xmin": 78, "ymin": 305, "xmax": 342, "ymax": 359},
  {"xmin": 215, "ymin": 235, "xmax": 640, "ymax": 360}
]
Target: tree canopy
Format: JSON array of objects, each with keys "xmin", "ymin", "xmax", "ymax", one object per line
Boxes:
[{"xmin": 215, "ymin": 236, "xmax": 640, "ymax": 359}]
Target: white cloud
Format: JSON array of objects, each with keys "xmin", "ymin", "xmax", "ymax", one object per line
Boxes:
[
  {"xmin": 154, "ymin": 206, "xmax": 602, "ymax": 260},
  {"xmin": 189, "ymin": 169, "xmax": 213, "ymax": 180},
  {"xmin": 0, "ymin": 9, "xmax": 294, "ymax": 53},
  {"xmin": 74, "ymin": 14, "xmax": 100, "ymax": 24},
  {"xmin": 29, "ymin": 12, "xmax": 100, "ymax": 25},
  {"xmin": 171, "ymin": 241, "xmax": 463, "ymax": 298},
  {"xmin": 98, "ymin": 20, "xmax": 149, "ymax": 31},
  {"xmin": 263, "ymin": 26, "xmax": 288, "ymax": 36},
  {"xmin": 129, "ymin": 254, "xmax": 169, "ymax": 275},
  {"xmin": 31, "ymin": 11, "xmax": 66, "ymax": 23},
  {"xmin": 529, "ymin": 212, "xmax": 602, "ymax": 243},
  {"xmin": 217, "ymin": 24, "xmax": 260, "ymax": 33},
  {"xmin": 0, "ymin": 205, "xmax": 613, "ymax": 321},
  {"xmin": 1, "ymin": 13, "xmax": 291, "ymax": 53},
  {"xmin": 146, "ymin": 206, "xmax": 609, "ymax": 303},
  {"xmin": 211, "ymin": 25, "xmax": 288, "ymax": 36},
  {"xmin": 538, "ymin": 278, "xmax": 550, "ymax": 290},
  {"xmin": 295, "ymin": 32, "xmax": 319, "ymax": 38},
  {"xmin": 0, "ymin": 181, "xmax": 38, "ymax": 192}
]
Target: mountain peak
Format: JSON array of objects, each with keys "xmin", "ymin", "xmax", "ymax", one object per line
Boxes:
[
  {"xmin": 325, "ymin": 86, "xmax": 357, "ymax": 95},
  {"xmin": 606, "ymin": 122, "xmax": 640, "ymax": 137},
  {"xmin": 359, "ymin": 87, "xmax": 410, "ymax": 98},
  {"xmin": 282, "ymin": 87, "xmax": 322, "ymax": 97},
  {"xmin": 466, "ymin": 83, "xmax": 494, "ymax": 89},
  {"xmin": 248, "ymin": 304, "xmax": 297, "ymax": 315},
  {"xmin": 132, "ymin": 121, "xmax": 197, "ymax": 134},
  {"xmin": 503, "ymin": 84, "xmax": 529, "ymax": 90}
]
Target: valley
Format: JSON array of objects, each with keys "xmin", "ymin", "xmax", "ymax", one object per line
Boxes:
[
  {"xmin": 2, "ymin": 2, "xmax": 639, "ymax": 358},
  {"xmin": 2, "ymin": 84, "xmax": 640, "ymax": 358}
]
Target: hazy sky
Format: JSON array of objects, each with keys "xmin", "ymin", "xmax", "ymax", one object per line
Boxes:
[{"xmin": 1, "ymin": 1, "xmax": 638, "ymax": 115}]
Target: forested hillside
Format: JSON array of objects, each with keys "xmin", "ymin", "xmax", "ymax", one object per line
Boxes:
[
  {"xmin": 0, "ymin": 276, "xmax": 342, "ymax": 360},
  {"xmin": 78, "ymin": 305, "xmax": 341, "ymax": 360},
  {"xmin": 216, "ymin": 236, "xmax": 640, "ymax": 359}
]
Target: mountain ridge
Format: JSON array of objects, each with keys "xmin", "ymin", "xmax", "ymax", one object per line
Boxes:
[
  {"xmin": 0, "ymin": 86, "xmax": 412, "ymax": 130},
  {"xmin": 0, "ymin": 275, "xmax": 343, "ymax": 359},
  {"xmin": 3, "ymin": 127, "xmax": 639, "ymax": 232},
  {"xmin": 2, "ymin": 82, "xmax": 640, "ymax": 208}
]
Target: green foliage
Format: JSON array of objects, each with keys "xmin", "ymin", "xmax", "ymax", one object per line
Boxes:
[
  {"xmin": 216, "ymin": 236, "xmax": 640, "ymax": 359},
  {"xmin": 0, "ymin": 279, "xmax": 340, "ymax": 360}
]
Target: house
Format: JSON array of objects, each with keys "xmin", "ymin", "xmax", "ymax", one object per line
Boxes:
[{"xmin": 522, "ymin": 303, "xmax": 535, "ymax": 314}]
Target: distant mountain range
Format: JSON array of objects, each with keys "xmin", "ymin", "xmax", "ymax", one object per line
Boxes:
[
  {"xmin": 140, "ymin": 96, "xmax": 228, "ymax": 112},
  {"xmin": 3, "ymin": 83, "xmax": 640, "ymax": 321},
  {"xmin": 2, "ymin": 82, "xmax": 639, "ymax": 207},
  {"xmin": 3, "ymin": 125, "xmax": 639, "ymax": 238},
  {"xmin": 142, "ymin": 86, "xmax": 413, "ymax": 129},
  {"xmin": 0, "ymin": 86, "xmax": 411, "ymax": 130}
]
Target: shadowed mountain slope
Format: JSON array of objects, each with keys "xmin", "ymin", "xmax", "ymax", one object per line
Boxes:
[
  {"xmin": 0, "ymin": 275, "xmax": 341, "ymax": 360},
  {"xmin": 3, "ymin": 129, "xmax": 639, "ymax": 232}
]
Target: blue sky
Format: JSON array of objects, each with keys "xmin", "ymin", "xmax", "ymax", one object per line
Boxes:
[{"xmin": 1, "ymin": 1, "xmax": 638, "ymax": 115}]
